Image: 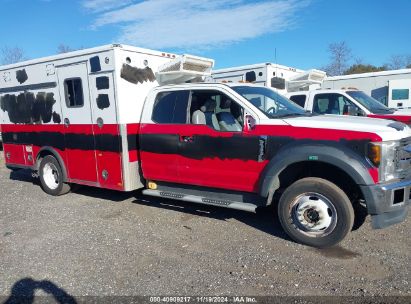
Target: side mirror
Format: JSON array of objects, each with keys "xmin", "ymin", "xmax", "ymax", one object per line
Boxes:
[
  {"xmin": 244, "ymin": 114, "xmax": 256, "ymax": 131},
  {"xmin": 343, "ymin": 104, "xmax": 358, "ymax": 116}
]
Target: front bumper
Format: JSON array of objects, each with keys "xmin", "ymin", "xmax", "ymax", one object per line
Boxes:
[{"xmin": 361, "ymin": 179, "xmax": 411, "ymax": 229}]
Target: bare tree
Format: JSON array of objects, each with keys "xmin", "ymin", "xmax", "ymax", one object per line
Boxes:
[
  {"xmin": 385, "ymin": 54, "xmax": 411, "ymax": 70},
  {"xmin": 57, "ymin": 44, "xmax": 84, "ymax": 54},
  {"xmin": 1, "ymin": 46, "xmax": 26, "ymax": 64},
  {"xmin": 385, "ymin": 55, "xmax": 405, "ymax": 70},
  {"xmin": 57, "ymin": 44, "xmax": 75, "ymax": 54},
  {"xmin": 322, "ymin": 41, "xmax": 352, "ymax": 76}
]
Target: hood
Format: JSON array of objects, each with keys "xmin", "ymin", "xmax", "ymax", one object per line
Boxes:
[
  {"xmin": 368, "ymin": 110, "xmax": 411, "ymax": 124},
  {"xmin": 392, "ymin": 108, "xmax": 411, "ymax": 116},
  {"xmin": 265, "ymin": 114, "xmax": 411, "ymax": 141}
]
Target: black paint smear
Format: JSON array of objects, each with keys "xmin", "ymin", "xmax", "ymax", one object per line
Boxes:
[
  {"xmin": 1, "ymin": 130, "xmax": 371, "ymax": 164},
  {"xmin": 16, "ymin": 69, "xmax": 28, "ymax": 84},
  {"xmin": 2, "ymin": 131, "xmax": 122, "ymax": 153},
  {"xmin": 127, "ymin": 134, "xmax": 138, "ymax": 151},
  {"xmin": 52, "ymin": 112, "xmax": 61, "ymax": 124},
  {"xmin": 0, "ymin": 92, "xmax": 56, "ymax": 124},
  {"xmin": 89, "ymin": 56, "xmax": 101, "ymax": 72},
  {"xmin": 139, "ymin": 133, "xmax": 372, "ymax": 163},
  {"xmin": 96, "ymin": 94, "xmax": 110, "ymax": 110},
  {"xmin": 139, "ymin": 133, "xmax": 261, "ymax": 161},
  {"xmin": 120, "ymin": 64, "xmax": 156, "ymax": 84},
  {"xmin": 96, "ymin": 76, "xmax": 109, "ymax": 90}
]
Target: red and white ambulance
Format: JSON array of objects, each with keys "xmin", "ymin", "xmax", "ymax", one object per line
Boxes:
[{"xmin": 1, "ymin": 44, "xmax": 410, "ymax": 247}]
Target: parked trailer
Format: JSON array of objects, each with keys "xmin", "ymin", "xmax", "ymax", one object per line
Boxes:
[
  {"xmin": 322, "ymin": 69, "xmax": 411, "ymax": 108},
  {"xmin": 1, "ymin": 44, "xmax": 410, "ymax": 248},
  {"xmin": 211, "ymin": 63, "xmax": 326, "ymax": 93}
]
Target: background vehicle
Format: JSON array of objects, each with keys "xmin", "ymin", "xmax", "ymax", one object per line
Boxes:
[
  {"xmin": 286, "ymin": 89, "xmax": 411, "ymax": 125},
  {"xmin": 212, "ymin": 63, "xmax": 326, "ymax": 94},
  {"xmin": 1, "ymin": 45, "xmax": 410, "ymax": 248},
  {"xmin": 322, "ymin": 69, "xmax": 411, "ymax": 108}
]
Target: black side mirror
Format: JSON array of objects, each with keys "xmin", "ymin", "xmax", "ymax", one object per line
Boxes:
[
  {"xmin": 343, "ymin": 104, "xmax": 358, "ymax": 116},
  {"xmin": 245, "ymin": 71, "xmax": 256, "ymax": 82}
]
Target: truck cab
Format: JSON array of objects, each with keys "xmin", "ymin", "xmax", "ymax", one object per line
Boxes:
[
  {"xmin": 138, "ymin": 82, "xmax": 411, "ymax": 247},
  {"xmin": 286, "ymin": 89, "xmax": 411, "ymax": 125}
]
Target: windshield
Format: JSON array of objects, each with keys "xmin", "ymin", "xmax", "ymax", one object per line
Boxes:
[
  {"xmin": 347, "ymin": 91, "xmax": 394, "ymax": 114},
  {"xmin": 232, "ymin": 86, "xmax": 307, "ymax": 118}
]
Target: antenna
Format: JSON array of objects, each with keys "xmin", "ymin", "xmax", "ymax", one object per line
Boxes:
[{"xmin": 274, "ymin": 47, "xmax": 278, "ymax": 77}]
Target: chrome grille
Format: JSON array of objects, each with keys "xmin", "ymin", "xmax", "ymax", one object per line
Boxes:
[{"xmin": 395, "ymin": 137, "xmax": 411, "ymax": 178}]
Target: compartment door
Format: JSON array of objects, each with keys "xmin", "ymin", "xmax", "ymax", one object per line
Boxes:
[{"xmin": 57, "ymin": 63, "xmax": 98, "ymax": 183}]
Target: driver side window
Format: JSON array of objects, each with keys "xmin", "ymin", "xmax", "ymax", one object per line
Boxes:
[
  {"xmin": 313, "ymin": 93, "xmax": 360, "ymax": 115},
  {"xmin": 190, "ymin": 90, "xmax": 244, "ymax": 132}
]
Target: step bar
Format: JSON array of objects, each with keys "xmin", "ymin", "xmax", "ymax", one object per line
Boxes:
[{"xmin": 142, "ymin": 189, "xmax": 258, "ymax": 213}]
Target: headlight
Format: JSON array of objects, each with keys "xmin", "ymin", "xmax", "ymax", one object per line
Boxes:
[{"xmin": 368, "ymin": 141, "xmax": 400, "ymax": 183}]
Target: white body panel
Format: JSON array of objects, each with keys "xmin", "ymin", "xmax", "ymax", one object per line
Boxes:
[
  {"xmin": 388, "ymin": 79, "xmax": 411, "ymax": 108},
  {"xmin": 212, "ymin": 63, "xmax": 304, "ymax": 94}
]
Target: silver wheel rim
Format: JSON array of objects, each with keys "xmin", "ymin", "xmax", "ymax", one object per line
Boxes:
[
  {"xmin": 43, "ymin": 163, "xmax": 59, "ymax": 190},
  {"xmin": 290, "ymin": 192, "xmax": 337, "ymax": 237}
]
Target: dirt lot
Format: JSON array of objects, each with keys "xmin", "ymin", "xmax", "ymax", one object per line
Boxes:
[{"xmin": 0, "ymin": 148, "xmax": 410, "ymax": 301}]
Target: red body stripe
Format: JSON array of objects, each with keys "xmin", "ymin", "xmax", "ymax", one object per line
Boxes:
[
  {"xmin": 2, "ymin": 121, "xmax": 381, "ymax": 192},
  {"xmin": 368, "ymin": 114, "xmax": 411, "ymax": 124}
]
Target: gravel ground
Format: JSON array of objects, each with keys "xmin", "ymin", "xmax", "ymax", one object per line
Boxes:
[{"xmin": 0, "ymin": 148, "xmax": 410, "ymax": 301}]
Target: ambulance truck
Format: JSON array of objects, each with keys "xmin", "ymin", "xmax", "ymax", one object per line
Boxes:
[{"xmin": 1, "ymin": 44, "xmax": 410, "ymax": 247}]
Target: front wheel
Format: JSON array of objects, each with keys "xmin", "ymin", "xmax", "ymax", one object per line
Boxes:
[
  {"xmin": 39, "ymin": 155, "xmax": 71, "ymax": 196},
  {"xmin": 278, "ymin": 177, "xmax": 354, "ymax": 248}
]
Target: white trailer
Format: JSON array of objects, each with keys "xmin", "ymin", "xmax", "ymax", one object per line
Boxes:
[
  {"xmin": 212, "ymin": 63, "xmax": 325, "ymax": 94},
  {"xmin": 322, "ymin": 69, "xmax": 411, "ymax": 108}
]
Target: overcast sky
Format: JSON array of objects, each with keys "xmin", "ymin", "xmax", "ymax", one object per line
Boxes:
[{"xmin": 0, "ymin": 0, "xmax": 410, "ymax": 69}]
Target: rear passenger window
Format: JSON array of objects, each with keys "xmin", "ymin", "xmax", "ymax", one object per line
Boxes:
[
  {"xmin": 64, "ymin": 78, "xmax": 84, "ymax": 107},
  {"xmin": 289, "ymin": 95, "xmax": 306, "ymax": 107},
  {"xmin": 152, "ymin": 91, "xmax": 189, "ymax": 124}
]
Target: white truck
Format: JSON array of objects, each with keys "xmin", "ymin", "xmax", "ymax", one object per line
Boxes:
[
  {"xmin": 1, "ymin": 44, "xmax": 410, "ymax": 248},
  {"xmin": 286, "ymin": 89, "xmax": 411, "ymax": 125},
  {"xmin": 322, "ymin": 69, "xmax": 411, "ymax": 108}
]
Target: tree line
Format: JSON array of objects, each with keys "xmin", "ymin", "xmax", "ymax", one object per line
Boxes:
[
  {"xmin": 0, "ymin": 44, "xmax": 82, "ymax": 65},
  {"xmin": 322, "ymin": 41, "xmax": 411, "ymax": 76}
]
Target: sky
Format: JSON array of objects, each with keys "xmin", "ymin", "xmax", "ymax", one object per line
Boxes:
[{"xmin": 0, "ymin": 0, "xmax": 410, "ymax": 69}]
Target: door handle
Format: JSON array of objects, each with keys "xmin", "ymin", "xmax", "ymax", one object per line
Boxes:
[
  {"xmin": 181, "ymin": 136, "xmax": 193, "ymax": 143},
  {"xmin": 64, "ymin": 118, "xmax": 70, "ymax": 127}
]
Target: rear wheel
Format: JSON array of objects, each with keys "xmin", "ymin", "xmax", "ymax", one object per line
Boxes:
[
  {"xmin": 39, "ymin": 155, "xmax": 71, "ymax": 196},
  {"xmin": 278, "ymin": 177, "xmax": 354, "ymax": 248}
]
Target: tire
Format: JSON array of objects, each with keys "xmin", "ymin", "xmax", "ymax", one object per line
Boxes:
[
  {"xmin": 39, "ymin": 155, "xmax": 71, "ymax": 196},
  {"xmin": 278, "ymin": 177, "xmax": 354, "ymax": 248}
]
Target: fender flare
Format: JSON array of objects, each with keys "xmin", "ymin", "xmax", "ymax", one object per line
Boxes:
[
  {"xmin": 36, "ymin": 146, "xmax": 68, "ymax": 182},
  {"xmin": 259, "ymin": 144, "xmax": 375, "ymax": 199}
]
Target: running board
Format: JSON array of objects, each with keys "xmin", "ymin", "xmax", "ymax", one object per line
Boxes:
[{"xmin": 142, "ymin": 189, "xmax": 258, "ymax": 213}]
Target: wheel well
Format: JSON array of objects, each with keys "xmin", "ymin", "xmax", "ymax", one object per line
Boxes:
[
  {"xmin": 35, "ymin": 148, "xmax": 67, "ymax": 181},
  {"xmin": 275, "ymin": 161, "xmax": 364, "ymax": 204},
  {"xmin": 36, "ymin": 150, "xmax": 54, "ymax": 169}
]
